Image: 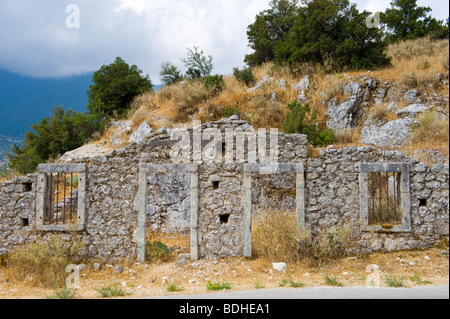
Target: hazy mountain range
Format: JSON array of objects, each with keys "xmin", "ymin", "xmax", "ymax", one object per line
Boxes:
[{"xmin": 0, "ymin": 69, "xmax": 162, "ymax": 166}]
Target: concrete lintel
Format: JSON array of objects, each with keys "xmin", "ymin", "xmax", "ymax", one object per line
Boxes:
[
  {"xmin": 139, "ymin": 163, "xmax": 198, "ymax": 174},
  {"xmin": 37, "ymin": 163, "xmax": 86, "ymax": 174},
  {"xmin": 357, "ymin": 163, "xmax": 410, "ymax": 173},
  {"xmin": 244, "ymin": 163, "xmax": 303, "ymax": 174}
]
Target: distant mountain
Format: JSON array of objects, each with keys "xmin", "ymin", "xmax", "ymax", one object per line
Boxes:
[
  {"xmin": 0, "ymin": 69, "xmax": 93, "ymax": 137},
  {"xmin": 0, "ymin": 69, "xmax": 162, "ymax": 165}
]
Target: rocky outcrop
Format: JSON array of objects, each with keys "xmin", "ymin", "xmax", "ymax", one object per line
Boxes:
[
  {"xmin": 395, "ymin": 104, "xmax": 430, "ymax": 117},
  {"xmin": 326, "ymin": 79, "xmax": 371, "ymax": 131},
  {"xmin": 360, "ymin": 118, "xmax": 419, "ymax": 148},
  {"xmin": 327, "ymin": 96, "xmax": 363, "ymax": 131},
  {"xmin": 129, "ymin": 121, "xmax": 153, "ymax": 145}
]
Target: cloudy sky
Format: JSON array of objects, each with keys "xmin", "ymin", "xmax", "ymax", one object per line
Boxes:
[{"xmin": 0, "ymin": 0, "xmax": 448, "ymax": 82}]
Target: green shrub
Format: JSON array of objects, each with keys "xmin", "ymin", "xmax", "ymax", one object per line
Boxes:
[
  {"xmin": 279, "ymin": 270, "xmax": 305, "ymax": 288},
  {"xmin": 45, "ymin": 283, "xmax": 77, "ymax": 299},
  {"xmin": 95, "ymin": 281, "xmax": 131, "ymax": 298},
  {"xmin": 145, "ymin": 241, "xmax": 170, "ymax": 263},
  {"xmin": 7, "ymin": 107, "xmax": 108, "ymax": 175},
  {"xmin": 206, "ymin": 281, "xmax": 232, "ymax": 291},
  {"xmin": 324, "ymin": 274, "xmax": 344, "ymax": 287},
  {"xmin": 223, "ymin": 106, "xmax": 240, "ymax": 118},
  {"xmin": 166, "ymin": 283, "xmax": 185, "ymax": 293},
  {"xmin": 67, "ymin": 175, "xmax": 79, "ymax": 188},
  {"xmin": 283, "ymin": 100, "xmax": 334, "ymax": 147},
  {"xmin": 203, "ymin": 75, "xmax": 225, "ymax": 94},
  {"xmin": 409, "ymin": 272, "xmax": 432, "ymax": 285},
  {"xmin": 384, "ymin": 274, "xmax": 405, "ymax": 288},
  {"xmin": 254, "ymin": 280, "xmax": 266, "ymax": 289},
  {"xmin": 307, "ymin": 225, "xmax": 355, "ymax": 265},
  {"xmin": 233, "ymin": 67, "xmax": 256, "ymax": 87}
]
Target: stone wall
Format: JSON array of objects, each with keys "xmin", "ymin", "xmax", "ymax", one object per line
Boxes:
[
  {"xmin": 0, "ymin": 118, "xmax": 448, "ymax": 262},
  {"xmin": 304, "ymin": 147, "xmax": 449, "ymax": 253}
]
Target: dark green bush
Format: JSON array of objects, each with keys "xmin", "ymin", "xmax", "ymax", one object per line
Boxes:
[
  {"xmin": 223, "ymin": 106, "xmax": 240, "ymax": 118},
  {"xmin": 283, "ymin": 100, "xmax": 334, "ymax": 147},
  {"xmin": 145, "ymin": 241, "xmax": 170, "ymax": 263},
  {"xmin": 203, "ymin": 75, "xmax": 225, "ymax": 94},
  {"xmin": 233, "ymin": 67, "xmax": 256, "ymax": 87}
]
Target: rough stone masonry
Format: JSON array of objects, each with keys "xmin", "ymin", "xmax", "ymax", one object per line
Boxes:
[{"xmin": 0, "ymin": 117, "xmax": 448, "ymax": 263}]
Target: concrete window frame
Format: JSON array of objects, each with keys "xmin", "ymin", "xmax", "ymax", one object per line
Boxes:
[
  {"xmin": 357, "ymin": 163, "xmax": 412, "ymax": 233},
  {"xmin": 137, "ymin": 164, "xmax": 199, "ymax": 262},
  {"xmin": 242, "ymin": 163, "xmax": 305, "ymax": 258},
  {"xmin": 36, "ymin": 164, "xmax": 87, "ymax": 232}
]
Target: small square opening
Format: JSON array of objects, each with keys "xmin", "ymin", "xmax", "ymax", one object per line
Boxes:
[
  {"xmin": 419, "ymin": 199, "xmax": 427, "ymax": 207},
  {"xmin": 23, "ymin": 183, "xmax": 33, "ymax": 192},
  {"xmin": 212, "ymin": 181, "xmax": 220, "ymax": 190},
  {"xmin": 20, "ymin": 218, "xmax": 29, "ymax": 227},
  {"xmin": 220, "ymin": 214, "xmax": 230, "ymax": 224}
]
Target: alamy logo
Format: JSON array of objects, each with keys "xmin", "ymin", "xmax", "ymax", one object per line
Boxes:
[
  {"xmin": 66, "ymin": 264, "xmax": 81, "ymax": 289},
  {"xmin": 366, "ymin": 12, "xmax": 381, "ymax": 29},
  {"xmin": 66, "ymin": 4, "xmax": 80, "ymax": 29},
  {"xmin": 366, "ymin": 264, "xmax": 381, "ymax": 288},
  {"xmin": 170, "ymin": 121, "xmax": 279, "ymax": 165}
]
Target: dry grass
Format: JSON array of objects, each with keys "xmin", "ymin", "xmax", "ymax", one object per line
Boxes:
[
  {"xmin": 154, "ymin": 80, "xmax": 210, "ymax": 123},
  {"xmin": 2, "ymin": 235, "xmax": 85, "ymax": 288},
  {"xmin": 242, "ymin": 98, "xmax": 288, "ymax": 131},
  {"xmin": 333, "ymin": 127, "xmax": 362, "ymax": 145},
  {"xmin": 0, "ymin": 171, "xmax": 22, "ymax": 183},
  {"xmin": 371, "ymin": 37, "xmax": 449, "ymax": 88},
  {"xmin": 252, "ymin": 209, "xmax": 303, "ymax": 263},
  {"xmin": 368, "ymin": 103, "xmax": 399, "ymax": 123},
  {"xmin": 146, "ymin": 231, "xmax": 190, "ymax": 254},
  {"xmin": 401, "ymin": 110, "xmax": 450, "ymax": 164},
  {"xmin": 252, "ymin": 209, "xmax": 358, "ymax": 267},
  {"xmin": 411, "ymin": 111, "xmax": 449, "ymax": 144},
  {"xmin": 1, "ymin": 245, "xmax": 447, "ymax": 299}
]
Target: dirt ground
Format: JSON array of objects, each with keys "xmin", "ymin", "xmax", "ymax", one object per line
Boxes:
[{"xmin": 0, "ymin": 238, "xmax": 448, "ymax": 299}]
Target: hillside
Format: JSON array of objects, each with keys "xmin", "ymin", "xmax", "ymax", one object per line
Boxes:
[{"xmin": 69, "ymin": 37, "xmax": 448, "ymax": 165}]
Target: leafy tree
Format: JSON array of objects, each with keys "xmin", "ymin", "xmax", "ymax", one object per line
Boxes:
[
  {"xmin": 245, "ymin": 0, "xmax": 300, "ymax": 66},
  {"xmin": 283, "ymin": 100, "xmax": 334, "ymax": 147},
  {"xmin": 274, "ymin": 0, "xmax": 391, "ymax": 72},
  {"xmin": 87, "ymin": 57, "xmax": 153, "ymax": 118},
  {"xmin": 7, "ymin": 106, "xmax": 106, "ymax": 174},
  {"xmin": 160, "ymin": 62, "xmax": 183, "ymax": 85},
  {"xmin": 181, "ymin": 47, "xmax": 214, "ymax": 79},
  {"xmin": 380, "ymin": 0, "xmax": 449, "ymax": 42}
]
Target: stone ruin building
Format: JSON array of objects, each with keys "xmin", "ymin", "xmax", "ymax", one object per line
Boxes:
[{"xmin": 0, "ymin": 117, "xmax": 448, "ymax": 263}]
